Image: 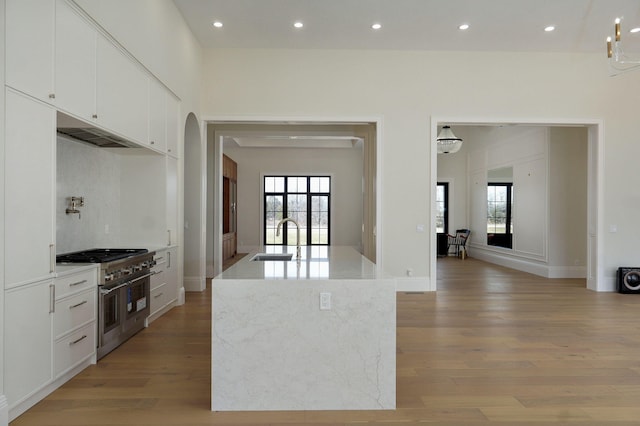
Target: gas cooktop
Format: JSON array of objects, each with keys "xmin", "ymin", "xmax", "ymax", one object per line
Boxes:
[{"xmin": 56, "ymin": 248, "xmax": 148, "ymax": 264}]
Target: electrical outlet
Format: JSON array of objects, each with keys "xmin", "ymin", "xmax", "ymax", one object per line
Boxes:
[{"xmin": 320, "ymin": 292, "xmax": 331, "ymax": 310}]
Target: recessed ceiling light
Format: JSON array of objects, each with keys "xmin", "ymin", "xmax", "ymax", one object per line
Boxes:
[
  {"xmin": 371, "ymin": 23, "xmax": 382, "ymax": 30},
  {"xmin": 212, "ymin": 21, "xmax": 223, "ymax": 28},
  {"xmin": 544, "ymin": 25, "xmax": 555, "ymax": 32},
  {"xmin": 630, "ymin": 27, "xmax": 640, "ymax": 33},
  {"xmin": 294, "ymin": 21, "xmax": 304, "ymax": 29},
  {"xmin": 458, "ymin": 24, "xmax": 469, "ymax": 30}
]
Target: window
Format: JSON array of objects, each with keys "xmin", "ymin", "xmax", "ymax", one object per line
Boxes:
[
  {"xmin": 487, "ymin": 182, "xmax": 513, "ymax": 248},
  {"xmin": 436, "ymin": 182, "xmax": 449, "ymax": 234},
  {"xmin": 264, "ymin": 176, "xmax": 330, "ymax": 246}
]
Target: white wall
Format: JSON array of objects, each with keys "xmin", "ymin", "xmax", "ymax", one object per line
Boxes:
[
  {"xmin": 549, "ymin": 127, "xmax": 588, "ymax": 275},
  {"xmin": 201, "ymin": 48, "xmax": 639, "ymax": 288},
  {"xmin": 223, "ymin": 146, "xmax": 364, "ymax": 251}
]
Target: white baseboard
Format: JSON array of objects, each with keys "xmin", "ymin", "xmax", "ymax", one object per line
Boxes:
[
  {"xmin": 177, "ymin": 286, "xmax": 186, "ymax": 304},
  {"xmin": 547, "ymin": 265, "xmax": 587, "ymax": 279},
  {"xmin": 184, "ymin": 275, "xmax": 206, "ymax": 292},
  {"xmin": 395, "ymin": 277, "xmax": 433, "ymax": 292},
  {"xmin": 0, "ymin": 395, "xmax": 8, "ymax": 426},
  {"xmin": 471, "ymin": 249, "xmax": 587, "ymax": 279}
]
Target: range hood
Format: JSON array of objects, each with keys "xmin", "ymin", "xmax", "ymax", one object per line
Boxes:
[{"xmin": 57, "ymin": 112, "xmax": 140, "ymax": 148}]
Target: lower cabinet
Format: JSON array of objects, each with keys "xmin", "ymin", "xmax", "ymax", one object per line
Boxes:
[
  {"xmin": 149, "ymin": 247, "xmax": 178, "ymax": 323},
  {"xmin": 5, "ymin": 279, "xmax": 55, "ymax": 411},
  {"xmin": 4, "ymin": 267, "xmax": 97, "ymax": 421}
]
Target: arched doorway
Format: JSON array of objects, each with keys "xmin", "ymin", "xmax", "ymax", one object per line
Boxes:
[{"xmin": 183, "ymin": 112, "xmax": 206, "ymax": 292}]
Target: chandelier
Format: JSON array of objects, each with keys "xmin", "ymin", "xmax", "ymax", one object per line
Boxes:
[
  {"xmin": 436, "ymin": 126, "xmax": 463, "ymax": 154},
  {"xmin": 607, "ymin": 18, "xmax": 640, "ymax": 75}
]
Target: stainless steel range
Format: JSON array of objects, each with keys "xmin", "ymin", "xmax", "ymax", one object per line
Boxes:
[{"xmin": 56, "ymin": 248, "xmax": 155, "ymax": 359}]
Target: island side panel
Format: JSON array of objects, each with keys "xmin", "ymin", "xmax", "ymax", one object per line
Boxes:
[{"xmin": 212, "ymin": 278, "xmax": 396, "ymax": 411}]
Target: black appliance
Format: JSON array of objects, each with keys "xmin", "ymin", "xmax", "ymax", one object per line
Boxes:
[
  {"xmin": 617, "ymin": 267, "xmax": 640, "ymax": 294},
  {"xmin": 57, "ymin": 248, "xmax": 155, "ymax": 359}
]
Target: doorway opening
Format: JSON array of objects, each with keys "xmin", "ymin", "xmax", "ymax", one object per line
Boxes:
[
  {"xmin": 431, "ymin": 119, "xmax": 602, "ymax": 292},
  {"xmin": 204, "ymin": 119, "xmax": 382, "ymax": 279}
]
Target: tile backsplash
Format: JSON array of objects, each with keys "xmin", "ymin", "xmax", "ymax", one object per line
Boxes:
[{"xmin": 56, "ymin": 136, "xmax": 122, "ymax": 254}]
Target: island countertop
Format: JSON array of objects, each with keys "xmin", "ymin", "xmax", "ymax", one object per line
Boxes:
[{"xmin": 215, "ymin": 245, "xmax": 385, "ymax": 280}]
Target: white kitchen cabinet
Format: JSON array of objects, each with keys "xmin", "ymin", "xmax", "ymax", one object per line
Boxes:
[
  {"xmin": 96, "ymin": 34, "xmax": 148, "ymax": 145},
  {"xmin": 4, "ymin": 279, "xmax": 54, "ymax": 410},
  {"xmin": 148, "ymin": 79, "xmax": 168, "ymax": 152},
  {"xmin": 5, "ymin": 0, "xmax": 55, "ymax": 103},
  {"xmin": 5, "ymin": 267, "xmax": 97, "ymax": 420},
  {"xmin": 166, "ymin": 94, "xmax": 180, "ymax": 158},
  {"xmin": 54, "ymin": 0, "xmax": 97, "ymax": 122},
  {"xmin": 5, "ymin": 89, "xmax": 56, "ymax": 286},
  {"xmin": 166, "ymin": 247, "xmax": 179, "ymax": 303},
  {"xmin": 148, "ymin": 247, "xmax": 178, "ymax": 322},
  {"xmin": 167, "ymin": 157, "xmax": 178, "ymax": 245}
]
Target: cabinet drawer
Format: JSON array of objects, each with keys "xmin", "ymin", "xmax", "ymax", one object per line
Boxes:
[
  {"xmin": 55, "ymin": 268, "xmax": 97, "ymax": 299},
  {"xmin": 150, "ymin": 267, "xmax": 166, "ymax": 289},
  {"xmin": 150, "ymin": 282, "xmax": 169, "ymax": 312},
  {"xmin": 54, "ymin": 288, "xmax": 96, "ymax": 339},
  {"xmin": 54, "ymin": 322, "xmax": 95, "ymax": 377}
]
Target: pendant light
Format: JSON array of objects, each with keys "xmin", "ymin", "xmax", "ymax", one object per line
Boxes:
[{"xmin": 436, "ymin": 125, "xmax": 463, "ymax": 154}]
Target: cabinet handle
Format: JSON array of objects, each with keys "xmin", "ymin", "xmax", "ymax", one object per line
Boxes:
[
  {"xmin": 69, "ymin": 279, "xmax": 88, "ymax": 287},
  {"xmin": 48, "ymin": 93, "xmax": 56, "ymax": 99},
  {"xmin": 150, "ymin": 140, "xmax": 155, "ymax": 145},
  {"xmin": 167, "ymin": 251, "xmax": 171, "ymax": 268},
  {"xmin": 50, "ymin": 244, "xmax": 55, "ymax": 273},
  {"xmin": 167, "ymin": 229, "xmax": 171, "ymax": 246},
  {"xmin": 168, "ymin": 149, "xmax": 172, "ymax": 152},
  {"xmin": 69, "ymin": 300, "xmax": 88, "ymax": 309},
  {"xmin": 92, "ymin": 114, "xmax": 98, "ymax": 119},
  {"xmin": 49, "ymin": 284, "xmax": 55, "ymax": 313},
  {"xmin": 69, "ymin": 335, "xmax": 88, "ymax": 346},
  {"xmin": 154, "ymin": 292, "xmax": 164, "ymax": 299}
]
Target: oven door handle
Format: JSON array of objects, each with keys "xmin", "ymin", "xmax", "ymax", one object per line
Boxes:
[
  {"xmin": 100, "ymin": 282, "xmax": 129, "ymax": 295},
  {"xmin": 100, "ymin": 272, "xmax": 153, "ymax": 295},
  {"xmin": 128, "ymin": 272, "xmax": 153, "ymax": 284}
]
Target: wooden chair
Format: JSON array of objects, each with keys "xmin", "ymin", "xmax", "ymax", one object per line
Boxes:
[{"xmin": 447, "ymin": 229, "xmax": 470, "ymax": 257}]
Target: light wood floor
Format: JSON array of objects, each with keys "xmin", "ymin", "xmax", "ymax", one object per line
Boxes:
[{"xmin": 11, "ymin": 257, "xmax": 640, "ymax": 425}]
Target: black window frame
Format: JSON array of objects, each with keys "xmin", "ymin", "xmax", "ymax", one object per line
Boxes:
[
  {"xmin": 263, "ymin": 175, "xmax": 331, "ymax": 246},
  {"xmin": 487, "ymin": 182, "xmax": 513, "ymax": 248},
  {"xmin": 436, "ymin": 182, "xmax": 449, "ymax": 235}
]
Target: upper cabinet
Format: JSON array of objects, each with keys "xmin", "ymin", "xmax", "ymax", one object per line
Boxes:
[
  {"xmin": 5, "ymin": 0, "xmax": 55, "ymax": 103},
  {"xmin": 5, "ymin": 0, "xmax": 180, "ymax": 156},
  {"xmin": 148, "ymin": 79, "xmax": 168, "ymax": 152},
  {"xmin": 55, "ymin": 0, "xmax": 97, "ymax": 122},
  {"xmin": 149, "ymin": 80, "xmax": 181, "ymax": 157},
  {"xmin": 96, "ymin": 35, "xmax": 148, "ymax": 145},
  {"xmin": 166, "ymin": 95, "xmax": 180, "ymax": 158},
  {"xmin": 5, "ymin": 90, "xmax": 56, "ymax": 287}
]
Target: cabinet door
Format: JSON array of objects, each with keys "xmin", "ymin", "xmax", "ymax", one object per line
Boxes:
[
  {"xmin": 96, "ymin": 35, "xmax": 148, "ymax": 144},
  {"xmin": 165, "ymin": 247, "xmax": 179, "ymax": 304},
  {"xmin": 5, "ymin": 281, "xmax": 54, "ymax": 406},
  {"xmin": 55, "ymin": 0, "xmax": 97, "ymax": 121},
  {"xmin": 5, "ymin": 90, "xmax": 56, "ymax": 286},
  {"xmin": 148, "ymin": 79, "xmax": 167, "ymax": 151},
  {"xmin": 166, "ymin": 95, "xmax": 180, "ymax": 157},
  {"xmin": 167, "ymin": 157, "xmax": 178, "ymax": 245},
  {"xmin": 5, "ymin": 0, "xmax": 55, "ymax": 103}
]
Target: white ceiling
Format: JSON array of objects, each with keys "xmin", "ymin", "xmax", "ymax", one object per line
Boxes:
[{"xmin": 173, "ymin": 0, "xmax": 640, "ymax": 53}]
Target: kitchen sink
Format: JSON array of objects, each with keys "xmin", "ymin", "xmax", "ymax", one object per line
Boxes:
[{"xmin": 250, "ymin": 253, "xmax": 294, "ymax": 261}]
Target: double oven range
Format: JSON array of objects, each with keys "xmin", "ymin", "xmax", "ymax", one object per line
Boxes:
[{"xmin": 56, "ymin": 248, "xmax": 155, "ymax": 360}]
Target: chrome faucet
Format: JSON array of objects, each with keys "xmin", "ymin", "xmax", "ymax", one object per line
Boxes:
[{"xmin": 276, "ymin": 217, "xmax": 301, "ymax": 259}]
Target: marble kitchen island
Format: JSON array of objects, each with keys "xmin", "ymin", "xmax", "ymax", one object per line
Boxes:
[{"xmin": 212, "ymin": 246, "xmax": 396, "ymax": 411}]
